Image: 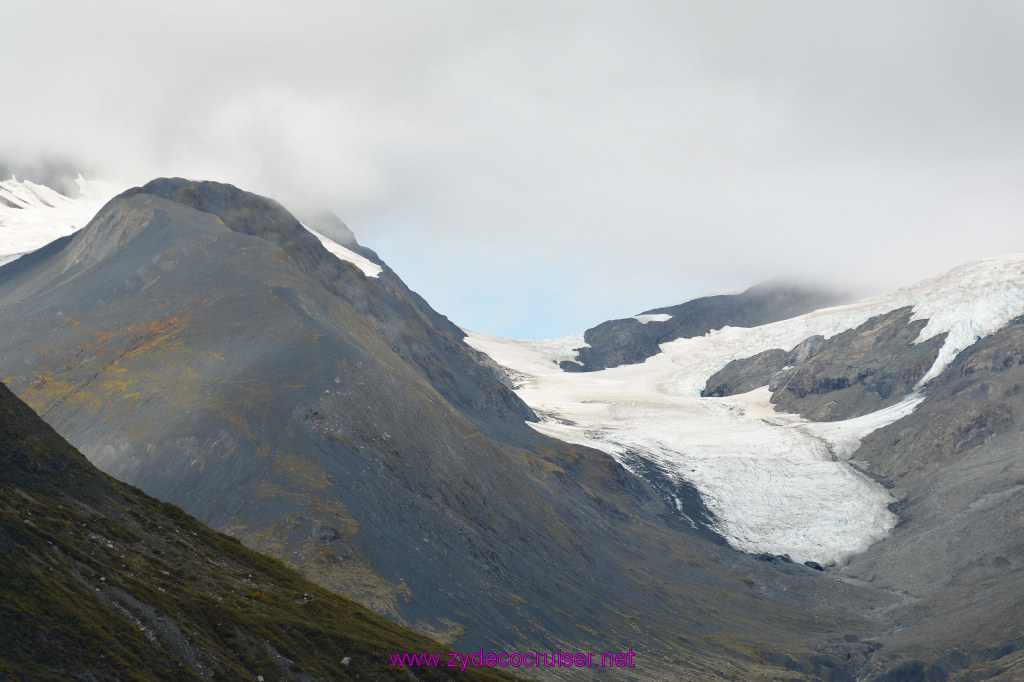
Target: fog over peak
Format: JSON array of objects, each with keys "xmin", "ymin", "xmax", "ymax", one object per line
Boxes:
[{"xmin": 4, "ymin": 1, "xmax": 1024, "ymax": 337}]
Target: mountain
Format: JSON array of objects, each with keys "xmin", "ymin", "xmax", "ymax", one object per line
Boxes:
[
  {"xmin": 4, "ymin": 175, "xmax": 1024, "ymax": 679},
  {"xmin": 0, "ymin": 380, "xmax": 515, "ymax": 681},
  {"xmin": 0, "ymin": 177, "xmax": 875, "ymax": 680}
]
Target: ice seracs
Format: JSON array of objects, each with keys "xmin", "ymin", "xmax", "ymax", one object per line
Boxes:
[{"xmin": 465, "ymin": 253, "xmax": 1024, "ymax": 565}]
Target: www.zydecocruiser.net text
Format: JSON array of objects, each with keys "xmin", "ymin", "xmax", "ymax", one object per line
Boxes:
[{"xmin": 389, "ymin": 649, "xmax": 637, "ymax": 672}]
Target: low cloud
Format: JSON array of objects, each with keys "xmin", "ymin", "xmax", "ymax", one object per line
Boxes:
[{"xmin": 4, "ymin": 1, "xmax": 1024, "ymax": 336}]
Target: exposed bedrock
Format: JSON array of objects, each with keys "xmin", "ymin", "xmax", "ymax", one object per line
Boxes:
[
  {"xmin": 702, "ymin": 348, "xmax": 790, "ymax": 397},
  {"xmin": 702, "ymin": 307, "xmax": 946, "ymax": 422},
  {"xmin": 854, "ymin": 313, "xmax": 1024, "ymax": 484}
]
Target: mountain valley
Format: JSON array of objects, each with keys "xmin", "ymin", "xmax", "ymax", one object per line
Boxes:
[{"xmin": 2, "ymin": 175, "xmax": 1024, "ymax": 679}]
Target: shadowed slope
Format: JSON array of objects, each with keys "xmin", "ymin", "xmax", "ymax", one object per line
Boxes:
[{"xmin": 0, "ymin": 380, "xmax": 516, "ymax": 681}]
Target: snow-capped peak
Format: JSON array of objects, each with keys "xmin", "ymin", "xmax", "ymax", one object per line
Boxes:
[{"xmin": 0, "ymin": 176, "xmax": 379, "ymax": 279}]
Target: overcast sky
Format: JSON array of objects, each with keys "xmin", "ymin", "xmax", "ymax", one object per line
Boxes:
[{"xmin": 4, "ymin": 1, "xmax": 1024, "ymax": 337}]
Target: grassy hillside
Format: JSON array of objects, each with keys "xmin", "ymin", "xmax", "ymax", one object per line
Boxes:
[{"xmin": 0, "ymin": 381, "xmax": 517, "ymax": 681}]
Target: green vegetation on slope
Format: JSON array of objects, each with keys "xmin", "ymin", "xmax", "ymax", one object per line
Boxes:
[{"xmin": 0, "ymin": 381, "xmax": 518, "ymax": 681}]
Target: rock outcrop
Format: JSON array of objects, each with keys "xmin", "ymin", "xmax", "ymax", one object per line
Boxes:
[{"xmin": 702, "ymin": 307, "xmax": 946, "ymax": 421}]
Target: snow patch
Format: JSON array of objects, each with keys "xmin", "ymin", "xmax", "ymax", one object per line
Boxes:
[
  {"xmin": 634, "ymin": 313, "xmax": 672, "ymax": 324},
  {"xmin": 303, "ymin": 225, "xmax": 382, "ymax": 278}
]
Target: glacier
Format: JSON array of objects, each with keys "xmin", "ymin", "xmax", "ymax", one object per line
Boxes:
[{"xmin": 466, "ymin": 254, "xmax": 1024, "ymax": 565}]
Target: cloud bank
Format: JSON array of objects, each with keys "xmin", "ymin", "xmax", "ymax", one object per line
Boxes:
[{"xmin": 4, "ymin": 1, "xmax": 1024, "ymax": 336}]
